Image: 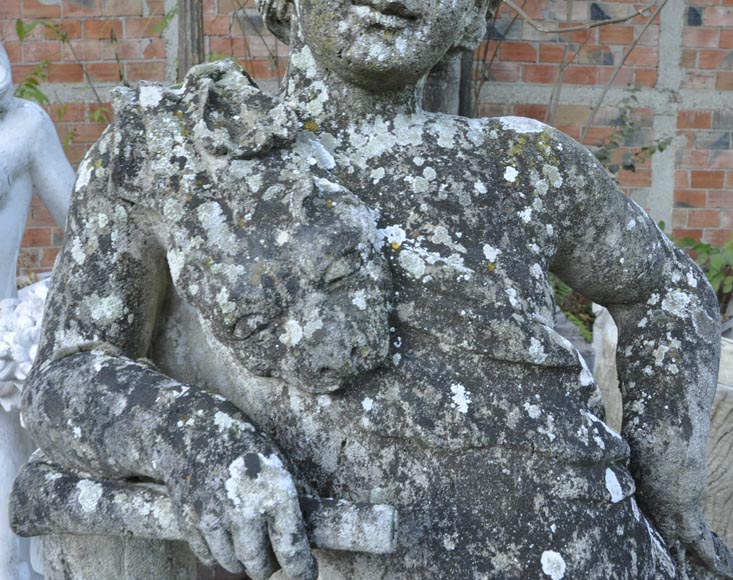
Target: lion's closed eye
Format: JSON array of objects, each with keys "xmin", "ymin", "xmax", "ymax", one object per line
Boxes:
[{"xmin": 231, "ymin": 313, "xmax": 270, "ymax": 340}]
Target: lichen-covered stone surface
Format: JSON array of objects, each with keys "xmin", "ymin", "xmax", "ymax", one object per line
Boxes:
[{"xmin": 14, "ymin": 1, "xmax": 733, "ymax": 579}]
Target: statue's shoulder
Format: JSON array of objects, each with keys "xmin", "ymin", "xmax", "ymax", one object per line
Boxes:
[
  {"xmin": 3, "ymin": 97, "xmax": 55, "ymax": 135},
  {"xmin": 485, "ymin": 115, "xmax": 597, "ymax": 166},
  {"xmin": 111, "ymin": 60, "xmax": 299, "ymax": 160}
]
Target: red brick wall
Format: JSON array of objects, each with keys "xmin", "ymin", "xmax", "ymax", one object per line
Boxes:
[{"xmin": 3, "ymin": 0, "xmax": 733, "ymax": 276}]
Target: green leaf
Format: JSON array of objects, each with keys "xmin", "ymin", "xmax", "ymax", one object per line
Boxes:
[
  {"xmin": 710, "ymin": 254, "xmax": 725, "ymax": 271},
  {"xmin": 16, "ymin": 19, "xmax": 44, "ymax": 41},
  {"xmin": 711, "ymin": 272, "xmax": 724, "ymax": 291}
]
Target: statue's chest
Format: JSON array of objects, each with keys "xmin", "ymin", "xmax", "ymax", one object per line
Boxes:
[{"xmin": 330, "ymin": 148, "xmax": 560, "ymax": 319}]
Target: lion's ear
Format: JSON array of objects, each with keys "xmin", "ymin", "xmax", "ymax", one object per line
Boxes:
[{"xmin": 256, "ymin": 0, "xmax": 293, "ymax": 45}]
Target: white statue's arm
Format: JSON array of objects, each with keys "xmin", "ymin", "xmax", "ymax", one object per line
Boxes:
[
  {"xmin": 550, "ymin": 138, "xmax": 732, "ymax": 577},
  {"xmin": 26, "ymin": 102, "xmax": 74, "ymax": 229}
]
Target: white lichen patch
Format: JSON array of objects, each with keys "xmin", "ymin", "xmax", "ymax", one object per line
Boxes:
[
  {"xmin": 605, "ymin": 468, "xmax": 625, "ymax": 503},
  {"xmin": 578, "ymin": 356, "xmax": 594, "ymax": 387},
  {"xmin": 380, "ymin": 224, "xmax": 407, "ymax": 248},
  {"xmin": 653, "ymin": 344, "xmax": 669, "ymax": 366},
  {"xmin": 76, "ymin": 480, "xmax": 103, "ymax": 513},
  {"xmin": 686, "ymin": 270, "xmax": 698, "ymax": 288},
  {"xmin": 275, "ymin": 230, "xmax": 290, "ymax": 246},
  {"xmin": 215, "ymin": 287, "xmax": 236, "ymax": 315},
  {"xmin": 542, "ymin": 164, "xmax": 563, "ymax": 188},
  {"xmin": 197, "ymin": 202, "xmax": 237, "ymax": 249},
  {"xmin": 661, "ymin": 290, "xmax": 691, "ymax": 317},
  {"xmin": 87, "ymin": 294, "xmax": 125, "ymax": 323},
  {"xmin": 506, "ymin": 288, "xmax": 519, "ymax": 308},
  {"xmin": 139, "ymin": 85, "xmax": 163, "ymax": 108},
  {"xmin": 167, "ymin": 249, "xmax": 185, "ymax": 283},
  {"xmin": 431, "ymin": 225, "xmax": 466, "ymax": 254},
  {"xmin": 361, "ymin": 397, "xmax": 374, "ymax": 412},
  {"xmin": 71, "ymin": 238, "xmax": 87, "ymax": 266},
  {"xmin": 75, "ymin": 160, "xmax": 94, "ymax": 191},
  {"xmin": 302, "ymin": 310, "xmax": 324, "ymax": 339},
  {"xmin": 523, "ymin": 401, "xmax": 541, "ymax": 419},
  {"xmin": 450, "ymin": 383, "xmax": 471, "ymax": 414},
  {"xmin": 518, "ymin": 208, "xmax": 533, "ymax": 223},
  {"xmin": 370, "ymin": 167, "xmax": 386, "ymax": 183},
  {"xmin": 483, "ymin": 244, "xmax": 502, "ymax": 263},
  {"xmin": 352, "ymin": 289, "xmax": 367, "ymax": 311},
  {"xmin": 279, "ymin": 319, "xmax": 304, "ymax": 346},
  {"xmin": 398, "ymin": 250, "xmax": 426, "ymax": 279},
  {"xmin": 529, "ymin": 337, "xmax": 548, "ymax": 364},
  {"xmin": 541, "ymin": 550, "xmax": 566, "ymax": 579},
  {"xmin": 504, "ymin": 166, "xmax": 518, "ymax": 183},
  {"xmin": 214, "ymin": 411, "xmax": 235, "ymax": 432},
  {"xmin": 500, "ymin": 116, "xmax": 546, "ymax": 134}
]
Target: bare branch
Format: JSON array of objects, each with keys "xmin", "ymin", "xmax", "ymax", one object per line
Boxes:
[
  {"xmin": 502, "ymin": 0, "xmax": 658, "ymax": 34},
  {"xmin": 579, "ymin": 0, "xmax": 669, "ymax": 143}
]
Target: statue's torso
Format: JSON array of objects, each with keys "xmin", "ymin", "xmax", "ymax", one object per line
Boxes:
[
  {"xmin": 113, "ymin": 80, "xmax": 628, "ymax": 463},
  {"xmin": 109, "ymin": 73, "xmax": 675, "ymax": 579}
]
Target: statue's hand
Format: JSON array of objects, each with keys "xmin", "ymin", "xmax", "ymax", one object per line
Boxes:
[
  {"xmin": 656, "ymin": 502, "xmax": 733, "ymax": 579},
  {"xmin": 163, "ymin": 422, "xmax": 317, "ymax": 580}
]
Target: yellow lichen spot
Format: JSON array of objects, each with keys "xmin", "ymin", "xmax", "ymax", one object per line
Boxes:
[
  {"xmin": 487, "ymin": 262, "xmax": 496, "ymax": 272},
  {"xmin": 303, "ymin": 119, "xmax": 319, "ymax": 132},
  {"xmin": 391, "ymin": 242, "xmax": 401, "ymax": 250},
  {"xmin": 176, "ymin": 110, "xmax": 184, "ymax": 120},
  {"xmin": 94, "ymin": 158, "xmax": 103, "ymax": 170},
  {"xmin": 326, "ymin": 199, "xmax": 334, "ymax": 208},
  {"xmin": 508, "ymin": 136, "xmax": 527, "ymax": 158}
]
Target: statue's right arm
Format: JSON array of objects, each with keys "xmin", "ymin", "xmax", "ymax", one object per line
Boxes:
[{"xmin": 21, "ymin": 126, "xmax": 317, "ymax": 580}]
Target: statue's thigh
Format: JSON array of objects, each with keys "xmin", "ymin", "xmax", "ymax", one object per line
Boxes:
[{"xmin": 41, "ymin": 535, "xmax": 196, "ymax": 580}]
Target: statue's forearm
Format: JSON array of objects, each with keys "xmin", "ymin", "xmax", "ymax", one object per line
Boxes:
[
  {"xmin": 610, "ymin": 271, "xmax": 720, "ymax": 515},
  {"xmin": 22, "ymin": 348, "xmax": 269, "ymax": 482}
]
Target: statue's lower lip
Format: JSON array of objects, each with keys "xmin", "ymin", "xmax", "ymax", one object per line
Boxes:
[{"xmin": 349, "ymin": 5, "xmax": 415, "ymax": 29}]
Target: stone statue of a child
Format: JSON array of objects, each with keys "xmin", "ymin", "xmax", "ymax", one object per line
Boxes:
[
  {"xmin": 17, "ymin": 1, "xmax": 733, "ymax": 579},
  {"xmin": 0, "ymin": 40, "xmax": 73, "ymax": 580}
]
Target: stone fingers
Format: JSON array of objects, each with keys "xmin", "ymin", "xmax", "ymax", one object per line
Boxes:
[
  {"xmin": 268, "ymin": 496, "xmax": 318, "ymax": 580},
  {"xmin": 177, "ymin": 504, "xmax": 217, "ymax": 568},
  {"xmin": 199, "ymin": 515, "xmax": 245, "ymax": 574},
  {"xmin": 231, "ymin": 518, "xmax": 279, "ymax": 580}
]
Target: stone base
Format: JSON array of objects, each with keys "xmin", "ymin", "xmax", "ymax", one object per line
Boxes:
[{"xmin": 41, "ymin": 535, "xmax": 196, "ymax": 580}]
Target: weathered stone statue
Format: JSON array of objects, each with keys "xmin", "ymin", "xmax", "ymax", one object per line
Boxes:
[
  {"xmin": 0, "ymin": 40, "xmax": 73, "ymax": 580},
  {"xmin": 12, "ymin": 1, "xmax": 733, "ymax": 579}
]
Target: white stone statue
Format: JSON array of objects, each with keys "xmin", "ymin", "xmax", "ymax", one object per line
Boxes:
[{"xmin": 0, "ymin": 40, "xmax": 74, "ymax": 580}]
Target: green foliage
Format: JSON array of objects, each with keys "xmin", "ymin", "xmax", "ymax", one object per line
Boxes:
[
  {"xmin": 15, "ymin": 18, "xmax": 44, "ymax": 41},
  {"xmin": 14, "ymin": 60, "xmax": 50, "ymax": 105},
  {"xmin": 550, "ymin": 273, "xmax": 595, "ymax": 343},
  {"xmin": 153, "ymin": 5, "xmax": 179, "ymax": 36},
  {"xmin": 593, "ymin": 86, "xmax": 672, "ymax": 177},
  {"xmin": 90, "ymin": 106, "xmax": 111, "ymax": 123},
  {"xmin": 675, "ymin": 232, "xmax": 733, "ymax": 317}
]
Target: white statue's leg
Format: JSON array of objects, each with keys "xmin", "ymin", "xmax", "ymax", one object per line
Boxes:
[{"xmin": 0, "ymin": 409, "xmax": 39, "ymax": 580}]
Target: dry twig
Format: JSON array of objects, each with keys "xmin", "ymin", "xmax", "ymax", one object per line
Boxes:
[{"xmin": 503, "ymin": 0, "xmax": 657, "ymax": 34}]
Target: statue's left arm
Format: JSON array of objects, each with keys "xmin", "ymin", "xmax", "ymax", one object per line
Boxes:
[
  {"xmin": 27, "ymin": 103, "xmax": 74, "ymax": 228},
  {"xmin": 549, "ymin": 138, "xmax": 733, "ymax": 577}
]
